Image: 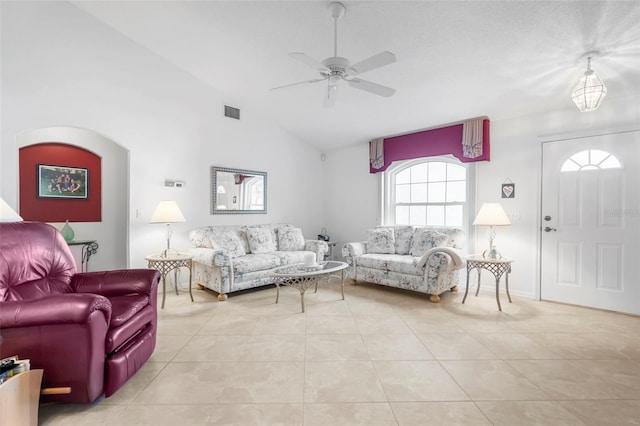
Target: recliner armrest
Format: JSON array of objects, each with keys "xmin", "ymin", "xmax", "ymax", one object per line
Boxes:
[
  {"xmin": 0, "ymin": 293, "xmax": 111, "ymax": 328},
  {"xmin": 72, "ymin": 269, "xmax": 160, "ymax": 298}
]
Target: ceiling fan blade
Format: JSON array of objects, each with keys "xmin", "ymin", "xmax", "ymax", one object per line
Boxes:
[
  {"xmin": 349, "ymin": 51, "xmax": 396, "ymax": 75},
  {"xmin": 271, "ymin": 77, "xmax": 327, "ymax": 91},
  {"xmin": 323, "ymin": 84, "xmax": 338, "ymax": 108},
  {"xmin": 289, "ymin": 52, "xmax": 330, "ymax": 73},
  {"xmin": 347, "ymin": 78, "xmax": 395, "ymax": 97}
]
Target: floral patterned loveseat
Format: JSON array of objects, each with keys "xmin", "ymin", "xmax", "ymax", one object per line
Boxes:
[
  {"xmin": 189, "ymin": 224, "xmax": 328, "ymax": 300},
  {"xmin": 342, "ymin": 226, "xmax": 465, "ymax": 303}
]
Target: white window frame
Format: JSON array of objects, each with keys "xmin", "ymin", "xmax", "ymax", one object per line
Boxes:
[{"xmin": 380, "ymin": 155, "xmax": 476, "ymax": 239}]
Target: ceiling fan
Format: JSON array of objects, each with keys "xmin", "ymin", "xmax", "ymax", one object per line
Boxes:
[{"xmin": 271, "ymin": 2, "xmax": 397, "ymax": 107}]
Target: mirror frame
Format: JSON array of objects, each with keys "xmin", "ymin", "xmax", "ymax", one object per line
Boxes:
[{"xmin": 211, "ymin": 166, "xmax": 267, "ymax": 215}]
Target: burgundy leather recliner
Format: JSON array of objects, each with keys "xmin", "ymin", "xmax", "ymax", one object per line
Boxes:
[{"xmin": 0, "ymin": 222, "xmax": 161, "ymax": 403}]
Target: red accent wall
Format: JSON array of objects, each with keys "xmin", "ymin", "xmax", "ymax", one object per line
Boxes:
[{"xmin": 19, "ymin": 143, "xmax": 102, "ymax": 222}]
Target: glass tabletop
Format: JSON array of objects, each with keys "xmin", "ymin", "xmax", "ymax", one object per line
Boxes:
[{"xmin": 272, "ymin": 261, "xmax": 347, "ymax": 276}]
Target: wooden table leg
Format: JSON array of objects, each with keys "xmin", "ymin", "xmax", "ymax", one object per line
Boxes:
[
  {"xmin": 475, "ymin": 269, "xmax": 482, "ymax": 296},
  {"xmin": 505, "ymin": 272, "xmax": 512, "ymax": 303}
]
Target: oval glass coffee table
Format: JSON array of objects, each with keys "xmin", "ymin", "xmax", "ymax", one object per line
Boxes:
[{"xmin": 271, "ymin": 261, "xmax": 348, "ymax": 313}]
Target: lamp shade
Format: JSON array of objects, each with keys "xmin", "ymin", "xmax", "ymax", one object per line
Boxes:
[
  {"xmin": 0, "ymin": 197, "xmax": 23, "ymax": 222},
  {"xmin": 150, "ymin": 201, "xmax": 185, "ymax": 224},
  {"xmin": 473, "ymin": 203, "xmax": 511, "ymax": 226}
]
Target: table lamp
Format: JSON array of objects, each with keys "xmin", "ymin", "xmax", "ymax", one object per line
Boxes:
[
  {"xmin": 473, "ymin": 202, "xmax": 510, "ymax": 259},
  {"xmin": 150, "ymin": 201, "xmax": 185, "ymax": 257},
  {"xmin": 0, "ymin": 197, "xmax": 23, "ymax": 222}
]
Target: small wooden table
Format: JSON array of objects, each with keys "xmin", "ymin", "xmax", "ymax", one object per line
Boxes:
[
  {"xmin": 462, "ymin": 255, "xmax": 513, "ymax": 311},
  {"xmin": 146, "ymin": 253, "xmax": 193, "ymax": 309},
  {"xmin": 0, "ymin": 369, "xmax": 43, "ymax": 426},
  {"xmin": 271, "ymin": 261, "xmax": 348, "ymax": 313}
]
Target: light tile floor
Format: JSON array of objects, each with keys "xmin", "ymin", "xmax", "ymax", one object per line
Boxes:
[{"xmin": 39, "ymin": 279, "xmax": 640, "ymax": 425}]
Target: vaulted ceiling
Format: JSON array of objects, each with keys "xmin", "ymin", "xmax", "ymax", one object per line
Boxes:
[{"xmin": 73, "ymin": 1, "xmax": 640, "ymax": 151}]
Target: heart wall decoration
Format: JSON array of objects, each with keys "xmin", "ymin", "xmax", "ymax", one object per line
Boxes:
[{"xmin": 502, "ymin": 183, "xmax": 515, "ymax": 199}]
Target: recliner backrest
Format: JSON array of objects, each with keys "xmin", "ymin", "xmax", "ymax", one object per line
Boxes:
[{"xmin": 0, "ymin": 222, "xmax": 76, "ymax": 301}]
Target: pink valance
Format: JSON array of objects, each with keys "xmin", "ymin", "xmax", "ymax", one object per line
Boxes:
[{"xmin": 369, "ymin": 119, "xmax": 490, "ymax": 173}]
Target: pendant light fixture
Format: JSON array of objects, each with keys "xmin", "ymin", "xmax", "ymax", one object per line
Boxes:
[{"xmin": 571, "ymin": 52, "xmax": 607, "ymax": 112}]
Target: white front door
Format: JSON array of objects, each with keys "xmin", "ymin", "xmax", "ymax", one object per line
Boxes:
[{"xmin": 540, "ymin": 130, "xmax": 640, "ymax": 315}]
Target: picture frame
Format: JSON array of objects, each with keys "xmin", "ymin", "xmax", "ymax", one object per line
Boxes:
[
  {"xmin": 37, "ymin": 164, "xmax": 88, "ymax": 199},
  {"xmin": 501, "ymin": 183, "xmax": 515, "ymax": 199}
]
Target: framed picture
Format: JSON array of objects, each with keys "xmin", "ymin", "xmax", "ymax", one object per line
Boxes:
[
  {"xmin": 37, "ymin": 164, "xmax": 88, "ymax": 199},
  {"xmin": 501, "ymin": 183, "xmax": 515, "ymax": 199}
]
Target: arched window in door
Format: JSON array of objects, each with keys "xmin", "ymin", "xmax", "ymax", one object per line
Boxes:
[{"xmin": 561, "ymin": 149, "xmax": 622, "ymax": 172}]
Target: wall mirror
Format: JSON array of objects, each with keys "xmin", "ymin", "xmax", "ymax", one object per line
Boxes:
[{"xmin": 211, "ymin": 166, "xmax": 267, "ymax": 214}]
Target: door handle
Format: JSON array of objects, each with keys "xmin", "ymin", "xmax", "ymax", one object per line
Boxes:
[{"xmin": 543, "ymin": 226, "xmax": 557, "ymax": 232}]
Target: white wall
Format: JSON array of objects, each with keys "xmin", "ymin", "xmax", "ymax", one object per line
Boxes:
[
  {"xmin": 324, "ymin": 94, "xmax": 640, "ymax": 299},
  {"xmin": 1, "ymin": 1, "xmax": 324, "ymax": 269}
]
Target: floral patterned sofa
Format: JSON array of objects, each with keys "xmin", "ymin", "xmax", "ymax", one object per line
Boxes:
[
  {"xmin": 189, "ymin": 224, "xmax": 328, "ymax": 300},
  {"xmin": 342, "ymin": 226, "xmax": 465, "ymax": 302}
]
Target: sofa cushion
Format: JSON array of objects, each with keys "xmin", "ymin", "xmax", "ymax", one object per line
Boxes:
[
  {"xmin": 232, "ymin": 253, "xmax": 281, "ymax": 273},
  {"xmin": 246, "ymin": 227, "xmax": 277, "ymax": 253},
  {"xmin": 210, "ymin": 231, "xmax": 246, "ymax": 258},
  {"xmin": 272, "ymin": 251, "xmax": 309, "ymax": 265},
  {"xmin": 108, "ymin": 294, "xmax": 150, "ymax": 327},
  {"xmin": 410, "ymin": 229, "xmax": 449, "ymax": 256},
  {"xmin": 278, "ymin": 227, "xmax": 305, "ymax": 251},
  {"xmin": 444, "ymin": 228, "xmax": 465, "ymax": 249},
  {"xmin": 356, "ymin": 254, "xmax": 423, "ymax": 275},
  {"xmin": 367, "ymin": 228, "xmax": 395, "ymax": 254},
  {"xmin": 393, "ymin": 226, "xmax": 414, "ymax": 255},
  {"xmin": 105, "ymin": 303, "xmax": 154, "ymax": 353}
]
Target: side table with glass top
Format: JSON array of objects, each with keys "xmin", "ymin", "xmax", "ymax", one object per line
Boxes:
[
  {"xmin": 462, "ymin": 255, "xmax": 513, "ymax": 311},
  {"xmin": 145, "ymin": 253, "xmax": 193, "ymax": 309}
]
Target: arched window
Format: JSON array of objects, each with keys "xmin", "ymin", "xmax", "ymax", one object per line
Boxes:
[
  {"xmin": 243, "ymin": 177, "xmax": 264, "ymax": 210},
  {"xmin": 561, "ymin": 149, "xmax": 622, "ymax": 172},
  {"xmin": 383, "ymin": 157, "xmax": 470, "ymax": 227}
]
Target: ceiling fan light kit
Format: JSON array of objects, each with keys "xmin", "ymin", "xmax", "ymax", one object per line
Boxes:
[
  {"xmin": 271, "ymin": 1, "xmax": 397, "ymax": 106},
  {"xmin": 571, "ymin": 51, "xmax": 607, "ymax": 112}
]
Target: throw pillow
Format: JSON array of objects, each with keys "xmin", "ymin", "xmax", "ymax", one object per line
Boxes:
[
  {"xmin": 278, "ymin": 227, "xmax": 305, "ymax": 251},
  {"xmin": 367, "ymin": 228, "xmax": 395, "ymax": 254},
  {"xmin": 209, "ymin": 231, "xmax": 245, "ymax": 258},
  {"xmin": 410, "ymin": 229, "xmax": 449, "ymax": 256},
  {"xmin": 246, "ymin": 226, "xmax": 277, "ymax": 253},
  {"xmin": 393, "ymin": 226, "xmax": 414, "ymax": 255}
]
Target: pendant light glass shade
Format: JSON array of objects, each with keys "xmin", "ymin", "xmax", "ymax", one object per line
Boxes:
[{"xmin": 571, "ymin": 57, "xmax": 607, "ymax": 112}]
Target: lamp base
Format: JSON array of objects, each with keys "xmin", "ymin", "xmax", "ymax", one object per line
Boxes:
[
  {"xmin": 161, "ymin": 248, "xmax": 180, "ymax": 258},
  {"xmin": 482, "ymin": 248, "xmax": 502, "ymax": 260}
]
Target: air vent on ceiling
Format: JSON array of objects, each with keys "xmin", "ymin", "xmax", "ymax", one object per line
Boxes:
[{"xmin": 224, "ymin": 105, "xmax": 240, "ymax": 120}]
